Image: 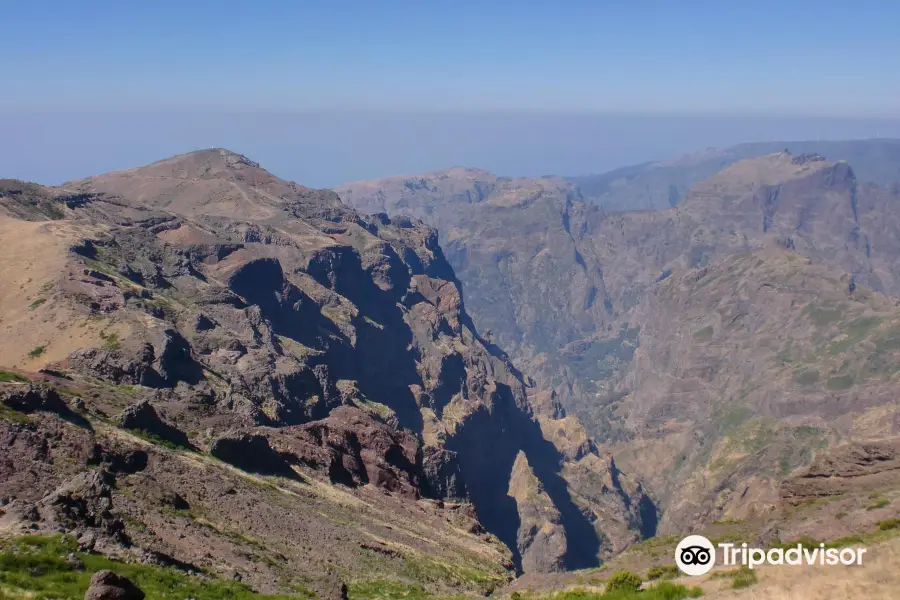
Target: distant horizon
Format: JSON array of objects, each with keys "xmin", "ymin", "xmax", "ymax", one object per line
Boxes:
[{"xmin": 4, "ymin": 111, "xmax": 900, "ymax": 188}]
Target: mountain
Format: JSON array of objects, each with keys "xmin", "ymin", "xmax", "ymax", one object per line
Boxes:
[
  {"xmin": 336, "ymin": 149, "xmax": 900, "ymax": 540},
  {"xmin": 610, "ymin": 247, "xmax": 900, "ymax": 532},
  {"xmin": 568, "ymin": 138, "xmax": 900, "ymax": 211},
  {"xmin": 0, "ymin": 150, "xmax": 655, "ymax": 598}
]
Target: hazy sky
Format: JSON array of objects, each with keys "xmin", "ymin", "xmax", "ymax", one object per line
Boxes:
[{"xmin": 4, "ymin": 1, "xmax": 900, "ymax": 185}]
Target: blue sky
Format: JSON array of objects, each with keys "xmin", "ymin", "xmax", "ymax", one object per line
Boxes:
[{"xmin": 3, "ymin": 1, "xmax": 900, "ymax": 184}]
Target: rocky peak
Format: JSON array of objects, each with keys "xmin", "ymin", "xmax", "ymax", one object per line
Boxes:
[{"xmin": 122, "ymin": 148, "xmax": 265, "ymax": 180}]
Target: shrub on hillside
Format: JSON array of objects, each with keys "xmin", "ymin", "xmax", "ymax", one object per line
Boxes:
[
  {"xmin": 605, "ymin": 570, "xmax": 643, "ymax": 593},
  {"xmin": 647, "ymin": 565, "xmax": 680, "ymax": 580}
]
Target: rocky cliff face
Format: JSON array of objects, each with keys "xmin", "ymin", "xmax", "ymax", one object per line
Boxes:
[
  {"xmin": 336, "ymin": 151, "xmax": 900, "ymax": 538},
  {"xmin": 0, "ymin": 149, "xmax": 652, "ymax": 594},
  {"xmin": 607, "ymin": 248, "xmax": 900, "ymax": 531}
]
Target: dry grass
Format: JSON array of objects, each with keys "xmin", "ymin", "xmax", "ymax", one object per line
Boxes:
[{"xmin": 0, "ymin": 217, "xmax": 109, "ymax": 369}]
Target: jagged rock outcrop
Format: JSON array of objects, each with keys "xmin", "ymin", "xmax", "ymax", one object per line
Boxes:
[
  {"xmin": 422, "ymin": 446, "xmax": 467, "ymax": 500},
  {"xmin": 87, "ymin": 444, "xmax": 149, "ymax": 475},
  {"xmin": 37, "ymin": 469, "xmax": 127, "ymax": 543},
  {"xmin": 271, "ymin": 406, "xmax": 422, "ymax": 497},
  {"xmin": 507, "ymin": 451, "xmax": 567, "ymax": 573},
  {"xmin": 1, "ymin": 384, "xmax": 71, "ymax": 415},
  {"xmin": 781, "ymin": 439, "xmax": 900, "ymax": 504},
  {"xmin": 118, "ymin": 400, "xmax": 191, "ymax": 448}
]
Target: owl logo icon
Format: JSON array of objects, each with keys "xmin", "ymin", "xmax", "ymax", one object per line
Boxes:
[{"xmin": 675, "ymin": 535, "xmax": 716, "ymax": 576}]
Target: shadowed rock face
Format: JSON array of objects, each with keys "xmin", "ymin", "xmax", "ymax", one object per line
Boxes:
[
  {"xmin": 119, "ymin": 400, "xmax": 192, "ymax": 449},
  {"xmin": 0, "ymin": 149, "xmax": 650, "ymax": 577},
  {"xmin": 209, "ymin": 433, "xmax": 302, "ymax": 480}
]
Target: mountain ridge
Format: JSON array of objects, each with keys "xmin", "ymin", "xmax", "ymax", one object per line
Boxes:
[
  {"xmin": 0, "ymin": 149, "xmax": 657, "ymax": 597},
  {"xmin": 567, "ymin": 138, "xmax": 900, "ymax": 211},
  {"xmin": 336, "ymin": 145, "xmax": 900, "ymax": 542}
]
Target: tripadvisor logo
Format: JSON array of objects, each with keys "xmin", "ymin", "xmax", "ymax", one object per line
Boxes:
[
  {"xmin": 676, "ymin": 535, "xmax": 716, "ymax": 576},
  {"xmin": 675, "ymin": 535, "xmax": 867, "ymax": 576}
]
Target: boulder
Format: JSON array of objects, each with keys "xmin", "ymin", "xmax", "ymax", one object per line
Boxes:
[{"xmin": 84, "ymin": 570, "xmax": 145, "ymax": 600}]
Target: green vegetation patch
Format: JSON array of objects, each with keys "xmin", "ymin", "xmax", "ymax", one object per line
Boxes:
[
  {"xmin": 793, "ymin": 425, "xmax": 826, "ymax": 438},
  {"xmin": 0, "ymin": 403, "xmax": 34, "ymax": 425},
  {"xmin": 605, "ymin": 571, "xmax": 642, "ymax": 594},
  {"xmin": 866, "ymin": 498, "xmax": 890, "ymax": 510},
  {"xmin": 399, "ymin": 552, "xmax": 506, "ymax": 592},
  {"xmin": 803, "ymin": 304, "xmax": 845, "ymax": 328},
  {"xmin": 712, "ymin": 405, "xmax": 753, "ymax": 434},
  {"xmin": 874, "ymin": 326, "xmax": 900, "ymax": 353},
  {"xmin": 827, "ymin": 316, "xmax": 883, "ymax": 355},
  {"xmin": 693, "ymin": 325, "xmax": 714, "ymax": 341},
  {"xmin": 349, "ymin": 580, "xmax": 437, "ymax": 600},
  {"xmin": 847, "ymin": 316, "xmax": 882, "ymax": 337},
  {"xmin": 826, "ymin": 374, "xmax": 854, "ymax": 390},
  {"xmin": 646, "ymin": 565, "xmax": 679, "ymax": 581},
  {"xmin": 28, "ymin": 345, "xmax": 46, "ymax": 359},
  {"xmin": 793, "ymin": 368, "xmax": 820, "ymax": 386},
  {"xmin": 534, "ymin": 581, "xmax": 703, "ymax": 599},
  {"xmin": 0, "ymin": 370, "xmax": 29, "ymax": 383},
  {"xmin": 0, "ymin": 535, "xmax": 298, "ymax": 600},
  {"xmin": 711, "ymin": 566, "xmax": 757, "ymax": 589},
  {"xmin": 101, "ymin": 332, "xmax": 122, "ymax": 351}
]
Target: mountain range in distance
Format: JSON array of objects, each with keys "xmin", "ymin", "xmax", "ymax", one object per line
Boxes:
[
  {"xmin": 566, "ymin": 138, "xmax": 900, "ymax": 211},
  {"xmin": 335, "ymin": 138, "xmax": 900, "ymax": 587},
  {"xmin": 1, "ymin": 138, "xmax": 899, "ymax": 599}
]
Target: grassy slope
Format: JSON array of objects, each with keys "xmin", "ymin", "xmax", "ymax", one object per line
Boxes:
[{"xmin": 0, "ymin": 535, "xmax": 299, "ymax": 600}]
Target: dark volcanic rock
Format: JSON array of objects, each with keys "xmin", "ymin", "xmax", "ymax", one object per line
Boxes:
[
  {"xmin": 139, "ymin": 549, "xmax": 198, "ymax": 572},
  {"xmin": 1, "ymin": 384, "xmax": 71, "ymax": 415},
  {"xmin": 38, "ymin": 469, "xmax": 126, "ymax": 541},
  {"xmin": 118, "ymin": 400, "xmax": 192, "ymax": 448},
  {"xmin": 68, "ymin": 330, "xmax": 202, "ymax": 389},
  {"xmin": 193, "ymin": 313, "xmax": 216, "ymax": 331},
  {"xmin": 209, "ymin": 433, "xmax": 300, "ymax": 479},
  {"xmin": 68, "ymin": 344, "xmax": 164, "ymax": 387},
  {"xmin": 422, "ymin": 446, "xmax": 467, "ymax": 500},
  {"xmin": 84, "ymin": 570, "xmax": 145, "ymax": 600},
  {"xmin": 154, "ymin": 329, "xmax": 203, "ymax": 385},
  {"xmin": 274, "ymin": 406, "xmax": 422, "ymax": 497},
  {"xmin": 87, "ymin": 444, "xmax": 149, "ymax": 475}
]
